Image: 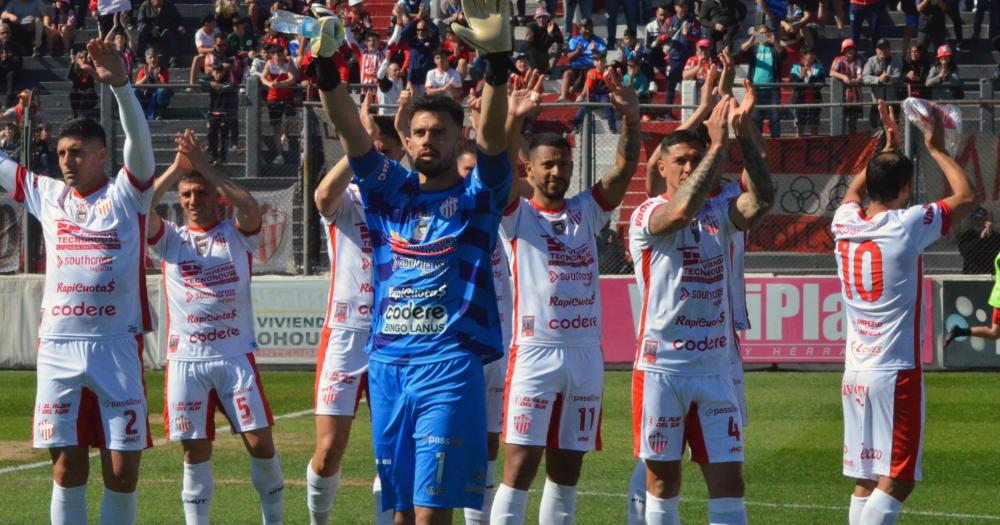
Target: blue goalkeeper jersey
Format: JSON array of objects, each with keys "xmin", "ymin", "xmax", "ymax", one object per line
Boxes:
[{"xmin": 349, "ymin": 146, "xmax": 512, "ymax": 365}]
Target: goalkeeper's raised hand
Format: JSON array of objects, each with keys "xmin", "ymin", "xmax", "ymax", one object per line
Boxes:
[{"xmin": 451, "ymin": 0, "xmax": 512, "ymax": 54}]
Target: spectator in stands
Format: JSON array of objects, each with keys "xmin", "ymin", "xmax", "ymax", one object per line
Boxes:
[
  {"xmin": 623, "ymin": 56, "xmax": 653, "ymax": 104},
  {"xmin": 958, "ymin": 207, "xmax": 1000, "ymax": 274},
  {"xmin": 645, "ymin": 5, "xmax": 670, "ymax": 75},
  {"xmin": 926, "ymin": 44, "xmax": 964, "ymax": 98},
  {"xmin": 508, "ymin": 54, "xmax": 529, "ymax": 88},
  {"xmin": 215, "ymin": 0, "xmax": 239, "ymax": 34},
  {"xmin": 0, "ymin": 122, "xmax": 18, "ymax": 158},
  {"xmin": 741, "ymin": 25, "xmax": 783, "ymax": 137},
  {"xmin": 400, "ymin": 16, "xmax": 439, "ymax": 94},
  {"xmin": 260, "ymin": 44, "xmax": 298, "ymax": 164},
  {"xmin": 849, "ymin": 0, "xmax": 883, "ymax": 51},
  {"xmin": 901, "ymin": 43, "xmax": 931, "ymax": 97},
  {"xmin": 228, "ymin": 17, "xmax": 257, "ymax": 76},
  {"xmin": 782, "ymin": 0, "xmax": 818, "ymax": 49},
  {"xmin": 607, "ymin": 0, "xmax": 640, "ymax": 47},
  {"xmin": 191, "ymin": 33, "xmax": 239, "ymax": 88},
  {"xmin": 661, "ymin": 0, "xmax": 699, "ymax": 108},
  {"xmin": 135, "ymin": 48, "xmax": 173, "ymax": 119},
  {"xmin": 863, "ymin": 38, "xmax": 901, "ymax": 127},
  {"xmin": 818, "ymin": 0, "xmax": 845, "ymax": 29},
  {"xmin": 558, "ymin": 18, "xmax": 606, "ymax": 100},
  {"xmin": 973, "ymin": 0, "xmax": 999, "ymax": 39},
  {"xmin": 424, "ymin": 48, "xmax": 462, "ymax": 100},
  {"xmin": 375, "ymin": 59, "xmax": 403, "ymax": 115},
  {"xmin": 0, "ymin": 89, "xmax": 39, "ymax": 125},
  {"xmin": 136, "ymin": 0, "xmax": 185, "ymax": 61},
  {"xmin": 789, "ymin": 47, "xmax": 824, "ymax": 137},
  {"xmin": 0, "ymin": 24, "xmax": 23, "ymax": 108},
  {"xmin": 439, "ymin": 0, "xmax": 465, "ymax": 31},
  {"xmin": 109, "ymin": 30, "xmax": 136, "ymax": 82},
  {"xmin": 190, "ymin": 14, "xmax": 221, "ymax": 85},
  {"xmin": 358, "ymin": 30, "xmax": 386, "ymax": 87},
  {"xmin": 67, "ymin": 48, "xmax": 98, "ymax": 118},
  {"xmin": 563, "ymin": 0, "xmax": 593, "ymax": 37},
  {"xmin": 200, "ymin": 62, "xmax": 239, "ymax": 163},
  {"xmin": 2, "ymin": 0, "xmax": 44, "ymax": 56},
  {"xmin": 43, "ymin": 0, "xmax": 76, "ymax": 56},
  {"xmin": 441, "ymin": 27, "xmax": 472, "ymax": 79},
  {"xmin": 394, "ymin": 0, "xmax": 428, "ymax": 25},
  {"xmin": 260, "ymin": 19, "xmax": 289, "ymax": 51},
  {"xmin": 524, "ymin": 7, "xmax": 563, "ymax": 74},
  {"xmin": 573, "ymin": 51, "xmax": 617, "ymax": 133},
  {"xmin": 683, "ymin": 38, "xmax": 719, "ymax": 84},
  {"xmin": 30, "ymin": 122, "xmax": 50, "ymax": 173},
  {"xmin": 830, "ymin": 38, "xmax": 863, "ymax": 133},
  {"xmin": 345, "ymin": 0, "xmax": 373, "ymax": 39},
  {"xmin": 918, "ymin": 0, "xmax": 949, "ymax": 51},
  {"xmin": 900, "ymin": 0, "xmax": 919, "ymax": 52},
  {"xmin": 247, "ymin": 0, "xmax": 270, "ymax": 34},
  {"xmin": 700, "ymin": 0, "xmax": 746, "ymax": 53}
]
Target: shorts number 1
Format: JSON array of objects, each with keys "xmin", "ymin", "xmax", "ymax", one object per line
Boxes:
[{"xmin": 435, "ymin": 452, "xmax": 446, "ymax": 485}]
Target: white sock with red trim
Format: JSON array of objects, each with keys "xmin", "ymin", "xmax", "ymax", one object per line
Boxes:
[
  {"xmin": 51, "ymin": 482, "xmax": 87, "ymax": 525},
  {"xmin": 463, "ymin": 459, "xmax": 498, "ymax": 524},
  {"xmin": 305, "ymin": 463, "xmax": 339, "ymax": 525},
  {"xmin": 99, "ymin": 488, "xmax": 137, "ymax": 525},
  {"xmin": 250, "ymin": 455, "xmax": 285, "ymax": 525},
  {"xmin": 644, "ymin": 493, "xmax": 680, "ymax": 525},
  {"xmin": 539, "ymin": 479, "xmax": 577, "ymax": 525},
  {"xmin": 491, "ymin": 483, "xmax": 529, "ymax": 525},
  {"xmin": 850, "ymin": 495, "xmax": 869, "ymax": 525},
  {"xmin": 182, "ymin": 460, "xmax": 213, "ymax": 525},
  {"xmin": 372, "ymin": 476, "xmax": 394, "ymax": 525},
  {"xmin": 707, "ymin": 497, "xmax": 747, "ymax": 525},
  {"xmin": 859, "ymin": 489, "xmax": 902, "ymax": 525},
  {"xmin": 628, "ymin": 460, "xmax": 647, "ymax": 525}
]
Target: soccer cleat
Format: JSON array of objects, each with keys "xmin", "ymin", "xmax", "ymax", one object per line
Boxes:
[{"xmin": 309, "ymin": 6, "xmax": 345, "ymax": 58}]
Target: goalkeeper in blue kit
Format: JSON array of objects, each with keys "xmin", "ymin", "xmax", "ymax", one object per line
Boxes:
[{"xmin": 307, "ymin": 1, "xmax": 514, "ymax": 523}]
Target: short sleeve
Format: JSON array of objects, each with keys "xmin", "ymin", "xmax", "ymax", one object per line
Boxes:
[
  {"xmin": 110, "ymin": 166, "xmax": 155, "ymax": 213},
  {"xmin": 232, "ymin": 219, "xmax": 260, "ymax": 253},
  {"xmin": 148, "ymin": 218, "xmax": 179, "ymax": 257},
  {"xmin": 499, "ymin": 197, "xmax": 524, "ymax": 238},
  {"xmin": 583, "ymin": 185, "xmax": 615, "ymax": 231},
  {"xmin": 629, "ymin": 198, "xmax": 667, "ymax": 252},
  {"xmin": 2, "ymin": 159, "xmax": 61, "ymax": 217},
  {"xmin": 831, "ymin": 201, "xmax": 863, "ymax": 233},
  {"xmin": 900, "ymin": 201, "xmax": 951, "ymax": 250}
]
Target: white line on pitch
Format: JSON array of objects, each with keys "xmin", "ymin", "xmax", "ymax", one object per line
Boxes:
[
  {"xmin": 579, "ymin": 491, "xmax": 1000, "ymax": 521},
  {"xmin": 0, "ymin": 408, "xmax": 314, "ymax": 476}
]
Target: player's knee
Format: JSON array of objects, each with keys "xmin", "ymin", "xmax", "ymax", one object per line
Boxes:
[
  {"xmin": 181, "ymin": 439, "xmax": 213, "ymax": 464},
  {"xmin": 502, "ymin": 446, "xmax": 544, "ymax": 488},
  {"xmin": 394, "ymin": 508, "xmax": 416, "ymax": 525},
  {"xmin": 104, "ymin": 462, "xmax": 140, "ymax": 492},
  {"xmin": 244, "ymin": 429, "xmax": 276, "ymax": 459},
  {"xmin": 881, "ymin": 478, "xmax": 916, "ymax": 502},
  {"xmin": 51, "ymin": 451, "xmax": 89, "ymax": 487}
]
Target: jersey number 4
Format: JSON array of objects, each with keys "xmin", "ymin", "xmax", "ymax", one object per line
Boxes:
[{"xmin": 837, "ymin": 240, "xmax": 884, "ymax": 302}]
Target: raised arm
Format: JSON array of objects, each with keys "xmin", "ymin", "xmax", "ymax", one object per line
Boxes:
[
  {"xmin": 677, "ymin": 61, "xmax": 721, "ymax": 131},
  {"xmin": 146, "ymin": 154, "xmax": 185, "ymax": 241},
  {"xmin": 843, "ymin": 100, "xmax": 901, "ymax": 204},
  {"xmin": 88, "ymin": 38, "xmax": 155, "ymax": 183},
  {"xmin": 645, "ymin": 99, "xmax": 731, "ymax": 236},
  {"xmin": 311, "ymin": 17, "xmax": 373, "ymax": 157},
  {"xmin": 178, "ymin": 129, "xmax": 262, "ymax": 232},
  {"xmin": 924, "ymin": 108, "xmax": 978, "ymax": 222},
  {"xmin": 727, "ymin": 81, "xmax": 775, "ymax": 230},
  {"xmin": 594, "ymin": 67, "xmax": 641, "ymax": 207},
  {"xmin": 503, "ymin": 69, "xmax": 543, "ymax": 205}
]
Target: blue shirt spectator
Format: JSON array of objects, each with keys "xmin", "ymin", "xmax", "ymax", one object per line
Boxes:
[
  {"xmin": 400, "ymin": 17, "xmax": 440, "ymax": 89},
  {"xmin": 566, "ymin": 20, "xmax": 607, "ymax": 69}
]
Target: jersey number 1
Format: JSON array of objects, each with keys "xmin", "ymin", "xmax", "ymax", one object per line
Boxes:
[{"xmin": 837, "ymin": 240, "xmax": 884, "ymax": 302}]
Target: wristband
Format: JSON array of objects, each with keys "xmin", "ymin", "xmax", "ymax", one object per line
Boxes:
[
  {"xmin": 953, "ymin": 326, "xmax": 972, "ymax": 338},
  {"xmin": 312, "ymin": 57, "xmax": 342, "ymax": 91},
  {"xmin": 483, "ymin": 53, "xmax": 513, "ymax": 87}
]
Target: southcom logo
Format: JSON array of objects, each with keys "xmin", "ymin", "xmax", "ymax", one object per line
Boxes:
[{"xmin": 382, "ymin": 302, "xmax": 447, "ymax": 335}]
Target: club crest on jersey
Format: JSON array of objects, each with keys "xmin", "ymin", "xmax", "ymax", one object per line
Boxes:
[
  {"xmin": 37, "ymin": 419, "xmax": 54, "ymax": 441},
  {"xmin": 321, "ymin": 385, "xmax": 338, "ymax": 406},
  {"xmin": 551, "ymin": 220, "xmax": 566, "ymax": 235},
  {"xmin": 195, "ymin": 237, "xmax": 211, "ymax": 256},
  {"xmin": 513, "ymin": 414, "xmax": 533, "ymax": 434},
  {"xmin": 74, "ymin": 201, "xmax": 88, "ymax": 222},
  {"xmin": 168, "ymin": 334, "xmax": 180, "ymax": 353},
  {"xmin": 567, "ymin": 209, "xmax": 582, "ymax": 225},
  {"xmin": 94, "ymin": 197, "xmax": 112, "ymax": 217},
  {"xmin": 412, "ymin": 220, "xmax": 430, "ymax": 242},
  {"xmin": 439, "ymin": 196, "xmax": 458, "ymax": 219},
  {"xmin": 647, "ymin": 431, "xmax": 668, "ymax": 454},
  {"xmin": 174, "ymin": 415, "xmax": 192, "ymax": 434},
  {"xmin": 334, "ymin": 302, "xmax": 349, "ymax": 323},
  {"xmin": 642, "ymin": 340, "xmax": 658, "ymax": 363},
  {"xmin": 521, "ymin": 316, "xmax": 535, "ymax": 337}
]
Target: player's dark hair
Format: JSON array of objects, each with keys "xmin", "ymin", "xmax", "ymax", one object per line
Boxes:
[
  {"xmin": 409, "ymin": 94, "xmax": 464, "ymax": 128},
  {"xmin": 58, "ymin": 118, "xmax": 106, "ymax": 146},
  {"xmin": 372, "ymin": 116, "xmax": 401, "ymax": 146},
  {"xmin": 661, "ymin": 128, "xmax": 707, "ymax": 151},
  {"xmin": 527, "ymin": 133, "xmax": 572, "ymax": 156},
  {"xmin": 866, "ymin": 150, "xmax": 914, "ymax": 203}
]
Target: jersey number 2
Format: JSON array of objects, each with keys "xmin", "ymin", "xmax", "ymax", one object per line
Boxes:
[{"xmin": 837, "ymin": 240, "xmax": 884, "ymax": 302}]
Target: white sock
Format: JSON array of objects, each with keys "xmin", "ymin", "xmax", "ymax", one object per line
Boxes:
[
  {"xmin": 464, "ymin": 459, "xmax": 498, "ymax": 524},
  {"xmin": 850, "ymin": 495, "xmax": 869, "ymax": 525},
  {"xmin": 51, "ymin": 482, "xmax": 87, "ymax": 525},
  {"xmin": 490, "ymin": 484, "xmax": 529, "ymax": 525},
  {"xmin": 708, "ymin": 497, "xmax": 747, "ymax": 525},
  {"xmin": 859, "ymin": 489, "xmax": 902, "ymax": 525},
  {"xmin": 538, "ymin": 479, "xmax": 577, "ymax": 525},
  {"xmin": 372, "ymin": 476, "xmax": 394, "ymax": 525},
  {"xmin": 250, "ymin": 455, "xmax": 285, "ymax": 525},
  {"xmin": 99, "ymin": 488, "xmax": 137, "ymax": 525},
  {"xmin": 182, "ymin": 461, "xmax": 214, "ymax": 525},
  {"xmin": 627, "ymin": 460, "xmax": 647, "ymax": 525},
  {"xmin": 644, "ymin": 493, "xmax": 680, "ymax": 525},
  {"xmin": 306, "ymin": 464, "xmax": 339, "ymax": 525}
]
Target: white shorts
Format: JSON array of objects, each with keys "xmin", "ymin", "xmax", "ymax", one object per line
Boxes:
[
  {"xmin": 842, "ymin": 368, "xmax": 924, "ymax": 482},
  {"xmin": 314, "ymin": 327, "xmax": 369, "ymax": 417},
  {"xmin": 485, "ymin": 355, "xmax": 507, "ymax": 434},
  {"xmin": 632, "ymin": 369, "xmax": 744, "ymax": 464},
  {"xmin": 164, "ymin": 353, "xmax": 274, "ymax": 441},
  {"xmin": 729, "ymin": 344, "xmax": 748, "ymax": 427},
  {"xmin": 34, "ymin": 336, "xmax": 151, "ymax": 451},
  {"xmin": 503, "ymin": 345, "xmax": 603, "ymax": 451}
]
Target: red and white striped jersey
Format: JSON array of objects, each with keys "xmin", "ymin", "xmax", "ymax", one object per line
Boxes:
[
  {"xmin": 319, "ymin": 184, "xmax": 374, "ymax": 332},
  {"xmin": 10, "ymin": 165, "xmax": 155, "ymax": 338},
  {"xmin": 501, "ymin": 187, "xmax": 614, "ymax": 348},
  {"xmin": 629, "ymin": 193, "xmax": 739, "ymax": 375},
  {"xmin": 359, "ymin": 47, "xmax": 385, "ymax": 85},
  {"xmin": 150, "ymin": 219, "xmax": 258, "ymax": 360},
  {"xmin": 832, "ymin": 200, "xmax": 950, "ymax": 371}
]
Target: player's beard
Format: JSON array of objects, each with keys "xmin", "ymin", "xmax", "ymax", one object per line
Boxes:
[
  {"xmin": 414, "ymin": 151, "xmax": 457, "ymax": 179},
  {"xmin": 534, "ymin": 177, "xmax": 568, "ymax": 202}
]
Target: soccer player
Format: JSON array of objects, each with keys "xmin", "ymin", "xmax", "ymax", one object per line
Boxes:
[
  {"xmin": 0, "ymin": 39, "xmax": 154, "ymax": 525},
  {"xmin": 490, "ymin": 69, "xmax": 642, "ymax": 524},
  {"xmin": 834, "ymin": 101, "xmax": 977, "ymax": 525},
  {"xmin": 628, "ymin": 84, "xmax": 774, "ymax": 524},
  {"xmin": 306, "ymin": 99, "xmax": 404, "ymax": 525},
  {"xmin": 147, "ymin": 130, "xmax": 285, "ymax": 525},
  {"xmin": 309, "ymin": 1, "xmax": 514, "ymax": 522}
]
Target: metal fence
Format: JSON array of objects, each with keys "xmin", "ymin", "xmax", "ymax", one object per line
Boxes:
[{"xmin": 3, "ymin": 78, "xmax": 1000, "ymax": 276}]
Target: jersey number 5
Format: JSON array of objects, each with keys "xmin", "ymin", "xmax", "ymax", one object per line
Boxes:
[{"xmin": 837, "ymin": 240, "xmax": 884, "ymax": 302}]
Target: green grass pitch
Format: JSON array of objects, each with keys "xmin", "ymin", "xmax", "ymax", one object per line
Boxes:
[{"xmin": 0, "ymin": 370, "xmax": 998, "ymax": 524}]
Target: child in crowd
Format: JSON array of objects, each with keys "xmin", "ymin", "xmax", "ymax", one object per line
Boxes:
[
  {"xmin": 829, "ymin": 38, "xmax": 863, "ymax": 133},
  {"xmin": 574, "ymin": 51, "xmax": 616, "ymax": 133},
  {"xmin": 790, "ymin": 47, "xmax": 825, "ymax": 137}
]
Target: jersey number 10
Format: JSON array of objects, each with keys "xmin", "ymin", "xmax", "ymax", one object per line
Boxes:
[{"xmin": 837, "ymin": 240, "xmax": 884, "ymax": 302}]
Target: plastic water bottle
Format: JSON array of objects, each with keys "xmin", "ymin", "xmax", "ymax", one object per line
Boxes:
[
  {"xmin": 269, "ymin": 10, "xmax": 319, "ymax": 38},
  {"xmin": 902, "ymin": 97, "xmax": 962, "ymax": 154}
]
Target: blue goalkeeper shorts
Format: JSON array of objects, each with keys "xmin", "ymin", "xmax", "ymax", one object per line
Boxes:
[{"xmin": 369, "ymin": 353, "xmax": 487, "ymax": 511}]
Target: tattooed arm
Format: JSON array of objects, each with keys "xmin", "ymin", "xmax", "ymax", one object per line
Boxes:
[
  {"xmin": 728, "ymin": 81, "xmax": 775, "ymax": 230},
  {"xmin": 594, "ymin": 68, "xmax": 642, "ymax": 207}
]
